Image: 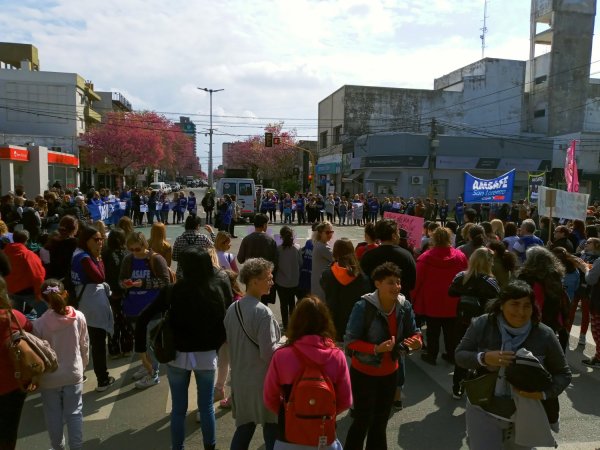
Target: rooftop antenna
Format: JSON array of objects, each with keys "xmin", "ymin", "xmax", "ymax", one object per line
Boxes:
[{"xmin": 480, "ymin": 0, "xmax": 489, "ymax": 59}]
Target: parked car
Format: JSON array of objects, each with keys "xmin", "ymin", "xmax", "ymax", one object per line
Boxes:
[{"xmin": 167, "ymin": 181, "xmax": 180, "ymax": 192}]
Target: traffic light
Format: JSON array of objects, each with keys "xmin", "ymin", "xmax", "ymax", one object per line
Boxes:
[
  {"xmin": 265, "ymin": 132, "xmax": 273, "ymax": 147},
  {"xmin": 273, "ymin": 137, "xmax": 281, "ymax": 145}
]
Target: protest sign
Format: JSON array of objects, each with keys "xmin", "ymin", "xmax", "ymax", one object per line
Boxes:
[
  {"xmin": 383, "ymin": 212, "xmax": 424, "ymax": 249},
  {"xmin": 537, "ymin": 186, "xmax": 589, "ymax": 221},
  {"xmin": 527, "ymin": 172, "xmax": 545, "ymax": 203}
]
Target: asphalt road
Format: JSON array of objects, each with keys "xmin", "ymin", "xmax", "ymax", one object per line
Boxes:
[{"xmin": 16, "ymin": 189, "xmax": 600, "ymax": 449}]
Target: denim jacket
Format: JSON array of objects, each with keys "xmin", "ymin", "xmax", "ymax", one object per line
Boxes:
[{"xmin": 344, "ymin": 291, "xmax": 420, "ymax": 367}]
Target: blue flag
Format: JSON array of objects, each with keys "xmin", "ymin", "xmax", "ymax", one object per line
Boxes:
[{"xmin": 464, "ymin": 170, "xmax": 515, "ymax": 203}]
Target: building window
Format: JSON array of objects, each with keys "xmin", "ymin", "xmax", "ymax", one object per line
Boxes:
[
  {"xmin": 534, "ymin": 75, "xmax": 547, "ymax": 85},
  {"xmin": 333, "ymin": 125, "xmax": 342, "ymax": 145},
  {"xmin": 534, "ymin": 109, "xmax": 546, "ymax": 118},
  {"xmin": 320, "ymin": 131, "xmax": 328, "ymax": 149}
]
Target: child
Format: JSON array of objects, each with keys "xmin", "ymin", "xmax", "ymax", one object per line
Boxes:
[
  {"xmin": 33, "ymin": 279, "xmax": 89, "ymax": 450},
  {"xmin": 214, "ymin": 269, "xmax": 243, "ymax": 410}
]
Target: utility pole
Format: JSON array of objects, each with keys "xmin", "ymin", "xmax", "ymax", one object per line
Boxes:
[
  {"xmin": 197, "ymin": 87, "xmax": 224, "ymax": 187},
  {"xmin": 428, "ymin": 118, "xmax": 439, "ymax": 198}
]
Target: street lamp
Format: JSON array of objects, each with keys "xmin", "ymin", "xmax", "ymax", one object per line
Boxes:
[{"xmin": 197, "ymin": 87, "xmax": 224, "ymax": 187}]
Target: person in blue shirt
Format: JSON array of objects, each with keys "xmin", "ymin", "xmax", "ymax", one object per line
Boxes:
[
  {"xmin": 295, "ymin": 193, "xmax": 306, "ymax": 224},
  {"xmin": 187, "ymin": 191, "xmax": 197, "ymax": 217},
  {"xmin": 176, "ymin": 192, "xmax": 187, "ymax": 224},
  {"xmin": 368, "ymin": 197, "xmax": 379, "ymax": 223},
  {"xmin": 513, "ymin": 219, "xmax": 544, "ymax": 262},
  {"xmin": 454, "ymin": 197, "xmax": 465, "ymax": 226},
  {"xmin": 87, "ymin": 192, "xmax": 104, "ymax": 223}
]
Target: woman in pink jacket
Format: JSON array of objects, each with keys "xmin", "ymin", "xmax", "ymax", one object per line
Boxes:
[
  {"xmin": 263, "ymin": 296, "xmax": 352, "ymax": 449},
  {"xmin": 412, "ymin": 227, "xmax": 468, "ymax": 366}
]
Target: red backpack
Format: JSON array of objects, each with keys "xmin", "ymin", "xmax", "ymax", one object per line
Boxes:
[{"xmin": 285, "ymin": 346, "xmax": 337, "ymax": 447}]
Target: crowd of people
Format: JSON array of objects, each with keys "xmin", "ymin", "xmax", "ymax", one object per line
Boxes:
[{"xmin": 0, "ymin": 181, "xmax": 597, "ymax": 449}]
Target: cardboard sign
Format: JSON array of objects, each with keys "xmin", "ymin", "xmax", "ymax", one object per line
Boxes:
[
  {"xmin": 537, "ymin": 186, "xmax": 589, "ymax": 221},
  {"xmin": 383, "ymin": 212, "xmax": 424, "ymax": 249}
]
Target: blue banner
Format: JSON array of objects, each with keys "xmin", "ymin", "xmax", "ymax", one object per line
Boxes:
[{"xmin": 464, "ymin": 170, "xmax": 515, "ymax": 203}]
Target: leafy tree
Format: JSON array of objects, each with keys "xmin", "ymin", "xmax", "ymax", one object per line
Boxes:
[
  {"xmin": 225, "ymin": 122, "xmax": 298, "ymax": 188},
  {"xmin": 81, "ymin": 111, "xmax": 200, "ymax": 177}
]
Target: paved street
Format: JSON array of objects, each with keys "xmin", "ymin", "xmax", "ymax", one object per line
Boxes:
[{"xmin": 16, "ymin": 192, "xmax": 600, "ymax": 449}]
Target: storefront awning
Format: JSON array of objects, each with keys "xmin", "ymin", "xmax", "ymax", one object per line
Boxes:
[
  {"xmin": 364, "ymin": 171, "xmax": 397, "ymax": 183},
  {"xmin": 342, "ymin": 171, "xmax": 363, "ymax": 183}
]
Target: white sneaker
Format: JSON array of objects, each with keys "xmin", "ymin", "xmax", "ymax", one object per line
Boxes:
[
  {"xmin": 132, "ymin": 366, "xmax": 148, "ymax": 380},
  {"xmin": 579, "ymin": 335, "xmax": 586, "ymax": 346},
  {"xmin": 134, "ymin": 373, "xmax": 159, "ymax": 389}
]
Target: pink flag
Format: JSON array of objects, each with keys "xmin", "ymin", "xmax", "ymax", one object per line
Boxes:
[{"xmin": 565, "ymin": 140, "xmax": 579, "ymax": 192}]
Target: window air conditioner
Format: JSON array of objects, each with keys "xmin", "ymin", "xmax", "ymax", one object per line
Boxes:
[{"xmin": 411, "ymin": 176, "xmax": 423, "ymax": 185}]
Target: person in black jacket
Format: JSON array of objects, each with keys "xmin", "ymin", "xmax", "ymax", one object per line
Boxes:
[
  {"xmin": 321, "ymin": 238, "xmax": 371, "ymax": 342},
  {"xmin": 101, "ymin": 229, "xmax": 132, "ymax": 358},
  {"xmin": 43, "ymin": 215, "xmax": 78, "ymax": 281},
  {"xmin": 448, "ymin": 247, "xmax": 500, "ymax": 398},
  {"xmin": 135, "ymin": 247, "xmax": 231, "ymax": 450},
  {"xmin": 360, "ymin": 219, "xmax": 416, "ymax": 300}
]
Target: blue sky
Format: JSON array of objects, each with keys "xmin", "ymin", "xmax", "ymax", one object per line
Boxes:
[{"xmin": 1, "ymin": 0, "xmax": 599, "ymax": 170}]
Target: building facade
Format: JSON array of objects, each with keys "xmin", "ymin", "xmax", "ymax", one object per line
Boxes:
[
  {"xmin": 318, "ymin": 0, "xmax": 600, "ymax": 200},
  {"xmin": 0, "ymin": 42, "xmax": 103, "ymax": 192}
]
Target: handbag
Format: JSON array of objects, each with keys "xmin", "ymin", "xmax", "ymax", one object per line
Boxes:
[
  {"xmin": 463, "ymin": 371, "xmax": 497, "ymax": 406},
  {"xmin": 7, "ymin": 310, "xmax": 59, "ymax": 392},
  {"xmin": 149, "ymin": 286, "xmax": 176, "ymax": 363}
]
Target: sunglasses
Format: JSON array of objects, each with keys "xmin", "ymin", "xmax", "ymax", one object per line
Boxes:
[
  {"xmin": 128, "ymin": 247, "xmax": 143, "ymax": 252},
  {"xmin": 325, "ymin": 230, "xmax": 334, "ymax": 235}
]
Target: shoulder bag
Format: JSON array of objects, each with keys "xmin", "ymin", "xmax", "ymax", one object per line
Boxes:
[
  {"xmin": 463, "ymin": 371, "xmax": 498, "ymax": 407},
  {"xmin": 7, "ymin": 310, "xmax": 59, "ymax": 392},
  {"xmin": 149, "ymin": 286, "xmax": 176, "ymax": 363}
]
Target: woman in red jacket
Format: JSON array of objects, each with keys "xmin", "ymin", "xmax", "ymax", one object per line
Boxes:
[
  {"xmin": 412, "ymin": 227, "xmax": 468, "ymax": 365},
  {"xmin": 0, "ymin": 276, "xmax": 33, "ymax": 450}
]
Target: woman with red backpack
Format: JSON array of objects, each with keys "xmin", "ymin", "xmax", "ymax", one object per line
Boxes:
[{"xmin": 263, "ymin": 295, "xmax": 352, "ymax": 449}]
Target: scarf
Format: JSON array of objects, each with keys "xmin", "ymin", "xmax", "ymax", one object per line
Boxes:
[{"xmin": 494, "ymin": 315, "xmax": 532, "ymax": 397}]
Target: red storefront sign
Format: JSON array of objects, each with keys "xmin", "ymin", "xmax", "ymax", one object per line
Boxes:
[
  {"xmin": 48, "ymin": 152, "xmax": 79, "ymax": 166},
  {"xmin": 0, "ymin": 147, "xmax": 29, "ymax": 162}
]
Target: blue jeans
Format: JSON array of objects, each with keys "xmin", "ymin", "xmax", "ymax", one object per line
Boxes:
[
  {"xmin": 40, "ymin": 383, "xmax": 83, "ymax": 450},
  {"xmin": 167, "ymin": 365, "xmax": 216, "ymax": 449},
  {"xmin": 230, "ymin": 422, "xmax": 278, "ymax": 450}
]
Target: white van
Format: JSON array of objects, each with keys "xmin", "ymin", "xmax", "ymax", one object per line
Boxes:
[
  {"xmin": 150, "ymin": 181, "xmax": 170, "ymax": 194},
  {"xmin": 216, "ymin": 178, "xmax": 256, "ymax": 218}
]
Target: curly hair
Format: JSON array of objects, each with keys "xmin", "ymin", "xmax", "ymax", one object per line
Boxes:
[
  {"xmin": 239, "ymin": 258, "xmax": 274, "ymax": 285},
  {"xmin": 517, "ymin": 246, "xmax": 564, "ymax": 328},
  {"xmin": 520, "ymin": 246, "xmax": 565, "ymax": 281}
]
